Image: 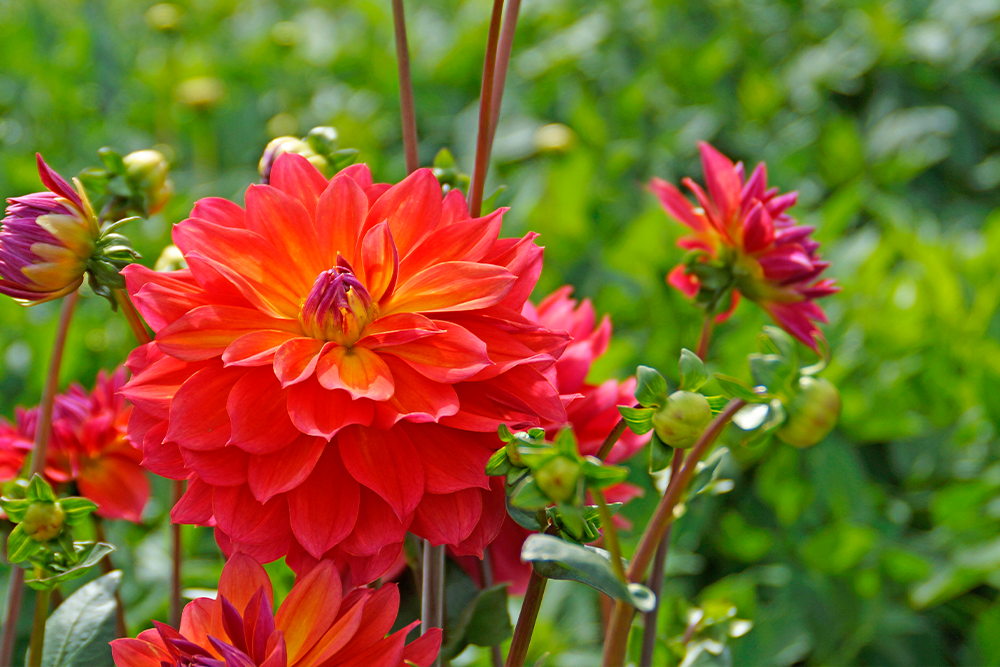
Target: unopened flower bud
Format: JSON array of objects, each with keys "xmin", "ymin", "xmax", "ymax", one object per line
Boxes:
[
  {"xmin": 21, "ymin": 501, "xmax": 65, "ymax": 542},
  {"xmin": 535, "ymin": 456, "xmax": 580, "ymax": 503},
  {"xmin": 652, "ymin": 390, "xmax": 712, "ymax": 448},
  {"xmin": 259, "ymin": 136, "xmax": 327, "ymax": 184},
  {"xmin": 123, "ymin": 149, "xmax": 173, "ymax": 215},
  {"xmin": 776, "ymin": 376, "xmax": 840, "ymax": 448},
  {"xmin": 155, "ymin": 244, "xmax": 187, "ymax": 272}
]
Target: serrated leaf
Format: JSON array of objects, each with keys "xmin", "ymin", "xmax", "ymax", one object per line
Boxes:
[
  {"xmin": 636, "ymin": 366, "xmax": 668, "ymax": 408},
  {"xmin": 40, "ymin": 570, "xmax": 121, "ymax": 667},
  {"xmin": 521, "ymin": 535, "xmax": 656, "ymax": 612},
  {"xmin": 679, "ymin": 349, "xmax": 708, "ymax": 391},
  {"xmin": 619, "ymin": 406, "xmax": 654, "ymax": 435},
  {"xmin": 26, "ymin": 543, "xmax": 115, "ymax": 591},
  {"xmin": 7, "ymin": 525, "xmax": 41, "ymax": 563},
  {"xmin": 714, "ymin": 375, "xmax": 762, "ymax": 402},
  {"xmin": 441, "ymin": 584, "xmax": 512, "ymax": 659},
  {"xmin": 485, "ymin": 449, "xmax": 511, "ymax": 476}
]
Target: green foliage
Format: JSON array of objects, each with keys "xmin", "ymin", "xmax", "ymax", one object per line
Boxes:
[{"xmin": 40, "ymin": 571, "xmax": 120, "ymax": 667}]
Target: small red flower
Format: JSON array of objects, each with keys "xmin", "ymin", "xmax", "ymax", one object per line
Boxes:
[
  {"xmin": 456, "ymin": 287, "xmax": 647, "ymax": 594},
  {"xmin": 123, "ymin": 155, "xmax": 568, "ymax": 584},
  {"xmin": 651, "ymin": 142, "xmax": 839, "ymax": 349},
  {"xmin": 0, "ymin": 367, "xmax": 148, "ymax": 523},
  {"xmin": 111, "ymin": 553, "xmax": 441, "ymax": 667}
]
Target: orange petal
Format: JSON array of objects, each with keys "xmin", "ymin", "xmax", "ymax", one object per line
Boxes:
[
  {"xmin": 398, "ymin": 208, "xmax": 504, "ymax": 283},
  {"xmin": 77, "ymin": 454, "xmax": 149, "ymax": 523},
  {"xmin": 372, "ymin": 357, "xmax": 458, "ymax": 429},
  {"xmin": 315, "ymin": 174, "xmax": 368, "ymax": 267},
  {"xmin": 273, "ymin": 338, "xmax": 326, "ymax": 387},
  {"xmin": 245, "ymin": 184, "xmax": 325, "ymax": 282},
  {"xmin": 275, "ymin": 560, "xmax": 342, "ymax": 664},
  {"xmin": 360, "ymin": 168, "xmax": 442, "ymax": 256},
  {"xmin": 357, "ymin": 221, "xmax": 399, "ymax": 305},
  {"xmin": 269, "ymin": 153, "xmax": 328, "ymax": 218},
  {"xmin": 218, "ymin": 552, "xmax": 274, "ymax": 611},
  {"xmin": 247, "ymin": 434, "xmax": 325, "ymax": 503},
  {"xmin": 223, "ymin": 330, "xmax": 301, "ymax": 367},
  {"xmin": 179, "ymin": 597, "xmax": 223, "ymax": 655},
  {"xmin": 439, "ymin": 188, "xmax": 471, "ymax": 227},
  {"xmin": 292, "ymin": 590, "xmax": 366, "ymax": 666},
  {"xmin": 385, "ymin": 261, "xmax": 514, "ymax": 314},
  {"xmin": 156, "ymin": 305, "xmax": 299, "ymax": 361},
  {"xmin": 191, "ymin": 197, "xmax": 247, "ymax": 229},
  {"xmin": 383, "ymin": 320, "xmax": 490, "ymax": 383},
  {"xmin": 166, "ymin": 364, "xmax": 245, "ymax": 451},
  {"xmin": 315, "ymin": 346, "xmax": 394, "ymax": 401},
  {"xmin": 286, "ymin": 377, "xmax": 375, "ymax": 438},
  {"xmin": 355, "ymin": 312, "xmax": 441, "ymax": 349},
  {"xmin": 228, "ymin": 367, "xmax": 300, "ymax": 454}
]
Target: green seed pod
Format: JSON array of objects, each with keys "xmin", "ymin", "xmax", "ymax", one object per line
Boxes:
[
  {"xmin": 534, "ymin": 456, "xmax": 581, "ymax": 503},
  {"xmin": 776, "ymin": 376, "xmax": 841, "ymax": 448},
  {"xmin": 21, "ymin": 502, "xmax": 65, "ymax": 542},
  {"xmin": 651, "ymin": 390, "xmax": 712, "ymax": 448}
]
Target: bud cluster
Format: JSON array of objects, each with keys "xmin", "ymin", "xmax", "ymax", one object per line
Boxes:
[
  {"xmin": 259, "ymin": 126, "xmax": 359, "ymax": 183},
  {"xmin": 78, "ymin": 147, "xmax": 174, "ymax": 218}
]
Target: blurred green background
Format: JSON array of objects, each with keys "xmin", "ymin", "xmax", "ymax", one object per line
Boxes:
[{"xmin": 2, "ymin": 0, "xmax": 1000, "ymax": 664}]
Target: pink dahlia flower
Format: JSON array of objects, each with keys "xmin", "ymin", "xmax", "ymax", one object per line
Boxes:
[
  {"xmin": 651, "ymin": 142, "xmax": 839, "ymax": 349},
  {"xmin": 122, "ymin": 154, "xmax": 568, "ymax": 584}
]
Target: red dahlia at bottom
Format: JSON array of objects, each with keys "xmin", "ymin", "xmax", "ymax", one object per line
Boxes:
[{"xmin": 122, "ymin": 153, "xmax": 570, "ymax": 584}]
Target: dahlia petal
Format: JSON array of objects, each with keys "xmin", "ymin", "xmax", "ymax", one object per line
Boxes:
[
  {"xmin": 338, "ymin": 163, "xmax": 374, "ymax": 190},
  {"xmin": 172, "ymin": 477, "xmax": 215, "ymax": 525},
  {"xmin": 384, "ymin": 320, "xmax": 490, "ymax": 383},
  {"xmin": 481, "ymin": 233, "xmax": 543, "ymax": 310},
  {"xmin": 439, "ymin": 188, "xmax": 471, "ymax": 226},
  {"xmin": 218, "ymin": 552, "xmax": 274, "ymax": 612},
  {"xmin": 401, "ymin": 423, "xmax": 491, "ymax": 493},
  {"xmin": 442, "ymin": 383, "xmax": 540, "ymax": 432},
  {"xmin": 361, "ymin": 168, "xmax": 442, "ymax": 256},
  {"xmin": 260, "ymin": 634, "xmax": 287, "ymax": 667},
  {"xmin": 553, "ymin": 316, "xmax": 611, "ymax": 395},
  {"xmin": 339, "ymin": 487, "xmax": 410, "ymax": 556},
  {"xmin": 449, "ymin": 479, "xmax": 506, "ymax": 558},
  {"xmin": 359, "ymin": 221, "xmax": 399, "ymax": 305},
  {"xmin": 214, "ymin": 485, "xmax": 289, "ymax": 546},
  {"xmin": 315, "ymin": 173, "xmax": 368, "ymax": 267},
  {"xmin": 699, "ymin": 142, "xmax": 742, "ymax": 226},
  {"xmin": 122, "ymin": 347, "xmax": 204, "ymax": 419},
  {"xmin": 715, "ymin": 289, "xmax": 741, "ymax": 322},
  {"xmin": 335, "ymin": 625, "xmax": 408, "ymax": 667},
  {"xmin": 667, "ymin": 264, "xmax": 699, "ymax": 298},
  {"xmin": 398, "ymin": 208, "xmax": 504, "ymax": 283},
  {"xmin": 228, "ymin": 368, "xmax": 299, "ymax": 454},
  {"xmin": 741, "ymin": 203, "xmax": 774, "ymax": 255},
  {"xmin": 764, "ymin": 302, "xmax": 823, "ymax": 350},
  {"xmin": 156, "ymin": 305, "xmax": 299, "ymax": 362},
  {"xmin": 740, "ymin": 163, "xmax": 767, "ymax": 211},
  {"xmin": 36, "ymin": 153, "xmax": 82, "ymax": 206},
  {"xmin": 341, "ymin": 543, "xmax": 405, "ymax": 587},
  {"xmin": 288, "ymin": 447, "xmax": 360, "ymax": 559},
  {"xmin": 181, "ymin": 445, "xmax": 248, "ymax": 486},
  {"xmin": 325, "ymin": 584, "xmax": 399, "ymax": 663},
  {"xmin": 339, "ymin": 425, "xmax": 424, "ymax": 519},
  {"xmin": 400, "ymin": 628, "xmax": 444, "ymax": 667},
  {"xmin": 371, "ymin": 357, "xmax": 459, "ymax": 428},
  {"xmin": 191, "ymin": 197, "xmax": 247, "ymax": 229},
  {"xmin": 180, "ymin": 597, "xmax": 223, "ymax": 656},
  {"xmin": 287, "ymin": 378, "xmax": 375, "ymax": 438},
  {"xmin": 269, "ymin": 153, "xmax": 329, "ymax": 219},
  {"xmin": 244, "ymin": 591, "xmax": 278, "ymax": 663},
  {"xmin": 483, "ymin": 365, "xmax": 567, "ymax": 426},
  {"xmin": 649, "ymin": 177, "xmax": 706, "ymax": 232},
  {"xmin": 125, "ymin": 264, "xmax": 241, "ymax": 333},
  {"xmin": 293, "ymin": 590, "xmax": 366, "ymax": 666},
  {"xmin": 315, "ymin": 345, "xmax": 394, "ymax": 401},
  {"xmin": 166, "ymin": 365, "xmax": 245, "ymax": 451},
  {"xmin": 218, "ymin": 528, "xmax": 293, "ymax": 565},
  {"xmin": 354, "ymin": 312, "xmax": 441, "ymax": 349},
  {"xmin": 110, "ymin": 638, "xmax": 170, "ymax": 667},
  {"xmin": 274, "ymin": 559, "xmax": 342, "ymax": 665},
  {"xmin": 387, "ymin": 261, "xmax": 514, "ymax": 315},
  {"xmin": 409, "ymin": 489, "xmax": 482, "ymax": 546},
  {"xmin": 185, "ymin": 252, "xmax": 298, "ymax": 320},
  {"xmin": 247, "ymin": 434, "xmax": 325, "ymax": 503},
  {"xmin": 78, "ymin": 454, "xmax": 149, "ymax": 522},
  {"xmin": 245, "ymin": 183, "xmax": 325, "ymax": 281},
  {"xmin": 757, "ymin": 245, "xmax": 815, "ymax": 282},
  {"xmin": 223, "ymin": 330, "xmax": 300, "ymax": 367},
  {"xmin": 273, "ymin": 337, "xmax": 326, "ymax": 387},
  {"xmin": 141, "ymin": 421, "xmax": 188, "ymax": 479}
]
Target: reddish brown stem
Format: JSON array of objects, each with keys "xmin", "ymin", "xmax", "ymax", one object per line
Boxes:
[
  {"xmin": 602, "ymin": 399, "xmax": 745, "ymax": 666},
  {"xmin": 468, "ymin": 0, "xmax": 505, "ymax": 217},
  {"xmin": 505, "ymin": 567, "xmax": 546, "ymax": 667},
  {"xmin": 170, "ymin": 480, "xmax": 184, "ymax": 628},
  {"xmin": 487, "ymin": 0, "xmax": 522, "ymax": 145},
  {"xmin": 696, "ymin": 314, "xmax": 713, "ymax": 361},
  {"xmin": 94, "ymin": 517, "xmax": 127, "ymax": 638},
  {"xmin": 596, "ymin": 417, "xmax": 628, "ymax": 461},
  {"xmin": 391, "ymin": 0, "xmax": 419, "ymax": 174},
  {"xmin": 479, "ymin": 548, "xmax": 504, "ymax": 667},
  {"xmin": 113, "ymin": 288, "xmax": 151, "ymax": 346}
]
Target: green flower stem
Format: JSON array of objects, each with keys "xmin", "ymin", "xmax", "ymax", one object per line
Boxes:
[
  {"xmin": 602, "ymin": 398, "xmax": 745, "ymax": 667},
  {"xmin": 639, "ymin": 448, "xmax": 684, "ymax": 667},
  {"xmin": 27, "ymin": 588, "xmax": 49, "ymax": 667},
  {"xmin": 1, "ymin": 290, "xmax": 80, "ymax": 667},
  {"xmin": 468, "ymin": 0, "xmax": 506, "ymax": 217},
  {"xmin": 594, "ymin": 489, "xmax": 626, "ymax": 584},
  {"xmin": 113, "ymin": 288, "xmax": 152, "ymax": 345},
  {"xmin": 391, "ymin": 0, "xmax": 419, "ymax": 174},
  {"xmin": 421, "ymin": 541, "xmax": 445, "ymax": 667}
]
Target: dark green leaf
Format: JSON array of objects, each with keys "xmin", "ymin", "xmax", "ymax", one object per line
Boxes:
[
  {"xmin": 510, "ymin": 478, "xmax": 550, "ymax": 512},
  {"xmin": 679, "ymin": 348, "xmax": 708, "ymax": 391},
  {"xmin": 506, "ymin": 495, "xmax": 544, "ymax": 531},
  {"xmin": 41, "ymin": 570, "xmax": 121, "ymax": 667},
  {"xmin": 580, "ymin": 458, "xmax": 629, "ymax": 489},
  {"xmin": 649, "ymin": 433, "xmax": 672, "ymax": 473},
  {"xmin": 441, "ymin": 584, "xmax": 512, "ymax": 659}
]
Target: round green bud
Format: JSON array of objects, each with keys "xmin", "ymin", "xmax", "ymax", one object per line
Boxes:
[
  {"xmin": 123, "ymin": 149, "xmax": 173, "ymax": 214},
  {"xmin": 535, "ymin": 456, "xmax": 581, "ymax": 504},
  {"xmin": 652, "ymin": 390, "xmax": 712, "ymax": 448},
  {"xmin": 505, "ymin": 439, "xmax": 524, "ymax": 467},
  {"xmin": 22, "ymin": 502, "xmax": 65, "ymax": 542},
  {"xmin": 776, "ymin": 376, "xmax": 841, "ymax": 448}
]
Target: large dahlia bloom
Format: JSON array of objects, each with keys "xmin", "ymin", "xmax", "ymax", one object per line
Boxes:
[
  {"xmin": 0, "ymin": 155, "xmax": 100, "ymax": 304},
  {"xmin": 458, "ymin": 287, "xmax": 648, "ymax": 593},
  {"xmin": 123, "ymin": 154, "xmax": 568, "ymax": 584},
  {"xmin": 651, "ymin": 142, "xmax": 838, "ymax": 349},
  {"xmin": 0, "ymin": 367, "xmax": 148, "ymax": 522},
  {"xmin": 111, "ymin": 553, "xmax": 441, "ymax": 667}
]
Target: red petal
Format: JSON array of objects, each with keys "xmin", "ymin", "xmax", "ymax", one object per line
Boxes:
[
  {"xmin": 342, "ymin": 543, "xmax": 404, "ymax": 587},
  {"xmin": 181, "ymin": 445, "xmax": 248, "ymax": 486},
  {"xmin": 338, "ymin": 163, "xmax": 374, "ymax": 190},
  {"xmin": 361, "ymin": 168, "xmax": 442, "ymax": 256},
  {"xmin": 78, "ymin": 454, "xmax": 149, "ymax": 523},
  {"xmin": 340, "ymin": 488, "xmax": 410, "ymax": 557},
  {"xmin": 166, "ymin": 364, "xmax": 245, "ymax": 451},
  {"xmin": 219, "ymin": 552, "xmax": 274, "ymax": 611},
  {"xmin": 223, "ymin": 330, "xmax": 300, "ymax": 367},
  {"xmin": 269, "ymin": 153, "xmax": 329, "ymax": 218},
  {"xmin": 216, "ymin": 527, "xmax": 292, "ymax": 565},
  {"xmin": 371, "ymin": 357, "xmax": 458, "ymax": 429},
  {"xmin": 315, "ymin": 345, "xmax": 394, "ymax": 401},
  {"xmin": 273, "ymin": 337, "xmax": 325, "ymax": 387},
  {"xmin": 481, "ymin": 233, "xmax": 543, "ymax": 311},
  {"xmin": 358, "ymin": 222, "xmax": 399, "ymax": 305},
  {"xmin": 275, "ymin": 559, "xmax": 342, "ymax": 665},
  {"xmin": 667, "ymin": 264, "xmax": 699, "ymax": 298},
  {"xmin": 400, "ymin": 423, "xmax": 491, "ymax": 493},
  {"xmin": 191, "ymin": 197, "xmax": 247, "ymax": 229},
  {"xmin": 213, "ymin": 485, "xmax": 288, "ymax": 546},
  {"xmin": 355, "ymin": 312, "xmax": 441, "ymax": 349},
  {"xmin": 110, "ymin": 638, "xmax": 170, "ymax": 667},
  {"xmin": 741, "ymin": 202, "xmax": 774, "ymax": 254},
  {"xmin": 293, "ymin": 587, "xmax": 366, "ymax": 665},
  {"xmin": 398, "ymin": 208, "xmax": 504, "ymax": 283},
  {"xmin": 699, "ymin": 142, "xmax": 742, "ymax": 225},
  {"xmin": 288, "ymin": 447, "xmax": 360, "ymax": 558},
  {"xmin": 400, "ymin": 628, "xmax": 443, "ymax": 667},
  {"xmin": 338, "ymin": 425, "xmax": 424, "ymax": 519},
  {"xmin": 330, "ymin": 584, "xmax": 399, "ymax": 659},
  {"xmin": 140, "ymin": 420, "xmax": 188, "ymax": 479},
  {"xmin": 383, "ymin": 320, "xmax": 490, "ymax": 383},
  {"xmin": 315, "ymin": 173, "xmax": 368, "ymax": 267},
  {"xmin": 449, "ymin": 479, "xmax": 506, "ymax": 558},
  {"xmin": 228, "ymin": 368, "xmax": 300, "ymax": 454},
  {"xmin": 171, "ymin": 477, "xmax": 215, "ymax": 525},
  {"xmin": 247, "ymin": 434, "xmax": 326, "ymax": 503},
  {"xmin": 122, "ymin": 348, "xmax": 202, "ymax": 419},
  {"xmin": 244, "ymin": 183, "xmax": 325, "ymax": 282},
  {"xmin": 409, "ymin": 488, "xmax": 482, "ymax": 546},
  {"xmin": 649, "ymin": 177, "xmax": 707, "ymax": 232},
  {"xmin": 386, "ymin": 261, "xmax": 515, "ymax": 314},
  {"xmin": 439, "ymin": 188, "xmax": 470, "ymax": 226},
  {"xmin": 335, "ymin": 627, "xmax": 407, "ymax": 667},
  {"xmin": 286, "ymin": 378, "xmax": 375, "ymax": 438},
  {"xmin": 156, "ymin": 305, "xmax": 299, "ymax": 362}
]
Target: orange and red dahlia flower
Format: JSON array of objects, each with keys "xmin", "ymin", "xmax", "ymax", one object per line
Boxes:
[
  {"xmin": 0, "ymin": 367, "xmax": 148, "ymax": 523},
  {"xmin": 111, "ymin": 553, "xmax": 441, "ymax": 667},
  {"xmin": 651, "ymin": 142, "xmax": 839, "ymax": 349},
  {"xmin": 457, "ymin": 287, "xmax": 648, "ymax": 593},
  {"xmin": 122, "ymin": 154, "xmax": 569, "ymax": 584}
]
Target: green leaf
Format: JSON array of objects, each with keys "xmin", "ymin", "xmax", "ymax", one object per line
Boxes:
[
  {"xmin": 706, "ymin": 396, "xmax": 730, "ymax": 415},
  {"xmin": 714, "ymin": 375, "xmax": 763, "ymax": 402},
  {"xmin": 26, "ymin": 543, "xmax": 115, "ymax": 591},
  {"xmin": 619, "ymin": 406, "xmax": 654, "ymax": 435},
  {"xmin": 497, "ymin": 424, "xmax": 514, "ymax": 442},
  {"xmin": 97, "ymin": 147, "xmax": 125, "ymax": 174},
  {"xmin": 555, "ymin": 502, "xmax": 586, "ymax": 541},
  {"xmin": 553, "ymin": 428, "xmax": 579, "ymax": 457},
  {"xmin": 635, "ymin": 366, "xmax": 668, "ymax": 408},
  {"xmin": 506, "ymin": 495, "xmax": 544, "ymax": 531},
  {"xmin": 690, "ymin": 447, "xmax": 734, "ymax": 497},
  {"xmin": 649, "ymin": 433, "xmax": 672, "ymax": 473},
  {"xmin": 759, "ymin": 326, "xmax": 797, "ymax": 364},
  {"xmin": 485, "ymin": 448, "xmax": 511, "ymax": 476},
  {"xmin": 679, "ymin": 349, "xmax": 708, "ymax": 391},
  {"xmin": 580, "ymin": 458, "xmax": 629, "ymax": 489},
  {"xmin": 27, "ymin": 475, "xmax": 57, "ymax": 503},
  {"xmin": 748, "ymin": 354, "xmax": 795, "ymax": 393},
  {"xmin": 41, "ymin": 570, "xmax": 121, "ymax": 667},
  {"xmin": 7, "ymin": 525, "xmax": 41, "ymax": 563},
  {"xmin": 0, "ymin": 498, "xmax": 31, "ymax": 523},
  {"xmin": 520, "ymin": 534, "xmax": 656, "ymax": 612},
  {"xmin": 510, "ymin": 478, "xmax": 550, "ymax": 511},
  {"xmin": 441, "ymin": 584, "xmax": 512, "ymax": 659},
  {"xmin": 481, "ymin": 185, "xmax": 507, "ymax": 213},
  {"xmin": 59, "ymin": 498, "xmax": 98, "ymax": 526}
]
